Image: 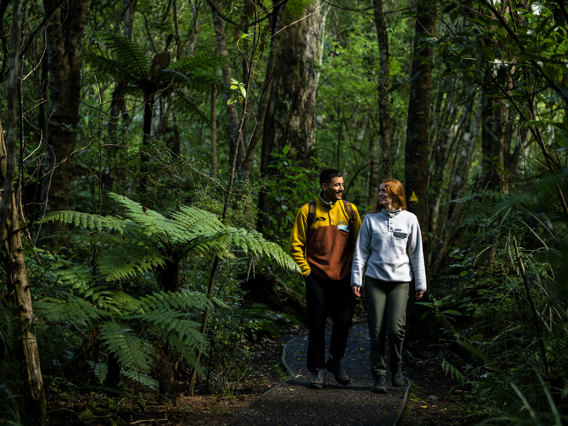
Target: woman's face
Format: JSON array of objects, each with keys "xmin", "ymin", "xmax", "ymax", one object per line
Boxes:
[{"xmin": 378, "ymin": 183, "xmax": 394, "ymax": 210}]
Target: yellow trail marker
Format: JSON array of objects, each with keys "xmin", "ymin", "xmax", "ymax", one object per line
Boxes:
[{"xmin": 410, "ymin": 191, "xmax": 418, "ymax": 202}]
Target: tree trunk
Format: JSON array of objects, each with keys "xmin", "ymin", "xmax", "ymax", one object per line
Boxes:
[
  {"xmin": 105, "ymin": 0, "xmax": 135, "ymax": 192},
  {"xmin": 373, "ymin": 0, "xmax": 393, "ymax": 182},
  {"xmin": 41, "ymin": 0, "xmax": 89, "ymax": 238},
  {"xmin": 238, "ymin": 3, "xmax": 285, "ymax": 180},
  {"xmin": 258, "ymin": 1, "xmax": 321, "ymax": 233},
  {"xmin": 0, "ymin": 3, "xmax": 46, "ymax": 418},
  {"xmin": 210, "ymin": 83, "xmax": 218, "ymax": 180},
  {"xmin": 209, "ymin": 0, "xmax": 246, "ymax": 171},
  {"xmin": 478, "ymin": 69, "xmax": 508, "ymax": 193},
  {"xmin": 405, "ymin": 0, "xmax": 436, "ymax": 247}
]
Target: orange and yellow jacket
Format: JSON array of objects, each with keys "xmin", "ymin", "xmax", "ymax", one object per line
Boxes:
[{"xmin": 289, "ymin": 197, "xmax": 361, "ymax": 281}]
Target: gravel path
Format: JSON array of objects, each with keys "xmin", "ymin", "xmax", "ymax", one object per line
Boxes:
[{"xmin": 231, "ymin": 321, "xmax": 410, "ymax": 425}]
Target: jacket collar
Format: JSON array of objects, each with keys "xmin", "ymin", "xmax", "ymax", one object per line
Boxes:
[
  {"xmin": 319, "ymin": 191, "xmax": 338, "ymax": 207},
  {"xmin": 382, "ymin": 208, "xmax": 402, "ymax": 217}
]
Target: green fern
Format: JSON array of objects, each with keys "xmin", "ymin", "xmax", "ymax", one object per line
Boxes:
[
  {"xmin": 43, "ymin": 210, "xmax": 127, "ymax": 235},
  {"xmin": 36, "ymin": 296, "xmax": 103, "ymax": 325},
  {"xmin": 46, "ymin": 193, "xmax": 300, "ymax": 281},
  {"xmin": 121, "ymin": 369, "xmax": 158, "ymax": 390},
  {"xmin": 441, "ymin": 358, "xmax": 469, "ymax": 386},
  {"xmin": 100, "ymin": 322, "xmax": 152, "ymax": 374}
]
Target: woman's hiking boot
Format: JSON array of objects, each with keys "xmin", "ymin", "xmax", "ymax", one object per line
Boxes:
[
  {"xmin": 309, "ymin": 368, "xmax": 326, "ymax": 389},
  {"xmin": 372, "ymin": 375, "xmax": 387, "ymax": 393},
  {"xmin": 392, "ymin": 371, "xmax": 405, "ymax": 387},
  {"xmin": 326, "ymin": 358, "xmax": 351, "ymax": 385}
]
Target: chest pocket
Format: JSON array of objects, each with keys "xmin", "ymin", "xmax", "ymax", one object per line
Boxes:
[{"xmin": 393, "ymin": 231, "xmax": 408, "ymax": 239}]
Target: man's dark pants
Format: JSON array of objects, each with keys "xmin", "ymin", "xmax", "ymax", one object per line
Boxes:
[{"xmin": 305, "ymin": 273, "xmax": 355, "ymax": 372}]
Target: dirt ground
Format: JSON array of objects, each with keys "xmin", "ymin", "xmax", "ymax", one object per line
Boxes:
[{"xmin": 47, "ymin": 328, "xmax": 478, "ymax": 425}]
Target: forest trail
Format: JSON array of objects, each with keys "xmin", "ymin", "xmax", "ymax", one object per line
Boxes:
[{"xmin": 231, "ymin": 321, "xmax": 409, "ymax": 425}]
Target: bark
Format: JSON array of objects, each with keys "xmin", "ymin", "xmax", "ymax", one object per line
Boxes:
[
  {"xmin": 211, "ymin": 83, "xmax": 218, "ymax": 179},
  {"xmin": 431, "ymin": 97, "xmax": 480, "ymax": 274},
  {"xmin": 258, "ymin": 1, "xmax": 321, "ymax": 233},
  {"xmin": 478, "ymin": 69, "xmax": 508, "ymax": 193},
  {"xmin": 41, "ymin": 0, "xmax": 89, "ymax": 238},
  {"xmin": 105, "ymin": 0, "xmax": 135, "ymax": 191},
  {"xmin": 0, "ymin": 2, "xmax": 46, "ymax": 420},
  {"xmin": 209, "ymin": 0, "xmax": 246, "ymax": 171},
  {"xmin": 238, "ymin": 3, "xmax": 285, "ymax": 180},
  {"xmin": 405, "ymin": 0, "xmax": 436, "ymax": 244},
  {"xmin": 428, "ymin": 82, "xmax": 473, "ymax": 240},
  {"xmin": 372, "ymin": 0, "xmax": 392, "ymax": 182}
]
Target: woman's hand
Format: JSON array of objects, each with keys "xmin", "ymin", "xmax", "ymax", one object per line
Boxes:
[
  {"xmin": 352, "ymin": 286, "xmax": 362, "ymax": 298},
  {"xmin": 415, "ymin": 290, "xmax": 425, "ymax": 300}
]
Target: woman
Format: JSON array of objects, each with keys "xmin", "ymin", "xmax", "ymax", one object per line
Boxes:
[{"xmin": 351, "ymin": 179, "xmax": 426, "ymax": 393}]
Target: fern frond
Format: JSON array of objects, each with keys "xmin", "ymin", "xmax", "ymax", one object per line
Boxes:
[
  {"xmin": 441, "ymin": 359, "xmax": 469, "ymax": 386},
  {"xmin": 50, "ymin": 263, "xmax": 96, "ymax": 293},
  {"xmin": 36, "ymin": 296, "xmax": 103, "ymax": 325},
  {"xmin": 170, "ymin": 205, "xmax": 223, "ymax": 233},
  {"xmin": 131, "ymin": 310, "xmax": 206, "ymax": 347},
  {"xmin": 121, "ymin": 369, "xmax": 158, "ymax": 390},
  {"xmin": 43, "ymin": 210, "xmax": 127, "ymax": 235},
  {"xmin": 165, "ymin": 333, "xmax": 206, "ymax": 377},
  {"xmin": 137, "ymin": 290, "xmax": 212, "ymax": 313},
  {"xmin": 98, "ymin": 247, "xmax": 166, "ymax": 282},
  {"xmin": 99, "ymin": 32, "xmax": 151, "ymax": 81},
  {"xmin": 110, "ymin": 193, "xmax": 183, "ymax": 240},
  {"xmin": 100, "ymin": 322, "xmax": 152, "ymax": 373},
  {"xmin": 186, "ymin": 227, "xmax": 300, "ymax": 272}
]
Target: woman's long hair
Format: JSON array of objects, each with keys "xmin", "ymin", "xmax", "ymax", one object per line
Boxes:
[{"xmin": 372, "ymin": 179, "xmax": 407, "ymax": 212}]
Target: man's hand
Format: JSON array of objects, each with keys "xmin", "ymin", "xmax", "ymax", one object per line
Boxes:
[
  {"xmin": 415, "ymin": 290, "xmax": 425, "ymax": 300},
  {"xmin": 352, "ymin": 286, "xmax": 362, "ymax": 298}
]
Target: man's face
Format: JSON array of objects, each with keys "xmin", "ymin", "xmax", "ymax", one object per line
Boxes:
[{"xmin": 321, "ymin": 176, "xmax": 344, "ymax": 202}]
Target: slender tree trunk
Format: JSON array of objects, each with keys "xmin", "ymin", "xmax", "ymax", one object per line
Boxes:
[
  {"xmin": 209, "ymin": 0, "xmax": 245, "ymax": 171},
  {"xmin": 238, "ymin": 3, "xmax": 285, "ymax": 180},
  {"xmin": 211, "ymin": 83, "xmax": 218, "ymax": 179},
  {"xmin": 41, "ymin": 0, "xmax": 89, "ymax": 239},
  {"xmin": 373, "ymin": 0, "xmax": 392, "ymax": 181},
  {"xmin": 258, "ymin": 0, "xmax": 321, "ymax": 234},
  {"xmin": 478, "ymin": 69, "xmax": 507, "ymax": 193},
  {"xmin": 105, "ymin": 0, "xmax": 135, "ymax": 192},
  {"xmin": 405, "ymin": 0, "xmax": 436, "ymax": 246},
  {"xmin": 0, "ymin": 2, "xmax": 46, "ymax": 421}
]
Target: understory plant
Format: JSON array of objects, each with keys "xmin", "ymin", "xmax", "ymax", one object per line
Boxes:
[
  {"xmin": 36, "ymin": 193, "xmax": 299, "ymax": 395},
  {"xmin": 425, "ymin": 180, "xmax": 568, "ymax": 424}
]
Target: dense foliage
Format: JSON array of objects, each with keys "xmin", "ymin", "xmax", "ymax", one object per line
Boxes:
[{"xmin": 1, "ymin": 0, "xmax": 567, "ymax": 424}]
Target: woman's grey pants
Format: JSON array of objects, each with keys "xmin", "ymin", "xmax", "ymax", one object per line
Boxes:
[{"xmin": 365, "ymin": 277, "xmax": 409, "ymax": 378}]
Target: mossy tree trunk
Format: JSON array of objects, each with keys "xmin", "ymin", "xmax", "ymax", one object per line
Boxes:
[
  {"xmin": 41, "ymin": 0, "xmax": 89, "ymax": 242},
  {"xmin": 0, "ymin": 3, "xmax": 46, "ymax": 419}
]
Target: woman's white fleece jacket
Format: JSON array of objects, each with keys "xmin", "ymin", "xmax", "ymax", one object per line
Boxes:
[{"xmin": 351, "ymin": 209, "xmax": 427, "ymax": 292}]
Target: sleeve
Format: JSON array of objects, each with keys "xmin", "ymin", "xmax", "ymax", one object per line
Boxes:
[
  {"xmin": 289, "ymin": 205, "xmax": 311, "ymax": 276},
  {"xmin": 407, "ymin": 215, "xmax": 427, "ymax": 292},
  {"xmin": 351, "ymin": 215, "xmax": 371, "ymax": 287},
  {"xmin": 350, "ymin": 204, "xmax": 362, "ymax": 248}
]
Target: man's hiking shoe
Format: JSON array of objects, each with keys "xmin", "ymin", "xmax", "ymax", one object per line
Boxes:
[
  {"xmin": 326, "ymin": 359, "xmax": 350, "ymax": 385},
  {"xmin": 392, "ymin": 371, "xmax": 405, "ymax": 387},
  {"xmin": 372, "ymin": 375, "xmax": 387, "ymax": 393},
  {"xmin": 309, "ymin": 368, "xmax": 326, "ymax": 389}
]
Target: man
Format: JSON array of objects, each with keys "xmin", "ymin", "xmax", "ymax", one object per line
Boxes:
[{"xmin": 289, "ymin": 168, "xmax": 362, "ymax": 389}]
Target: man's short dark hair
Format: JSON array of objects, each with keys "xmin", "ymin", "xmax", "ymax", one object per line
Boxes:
[{"xmin": 319, "ymin": 168, "xmax": 343, "ymax": 186}]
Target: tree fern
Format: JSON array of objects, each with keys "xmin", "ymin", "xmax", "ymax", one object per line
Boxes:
[{"xmin": 45, "ymin": 193, "xmax": 300, "ymax": 280}]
